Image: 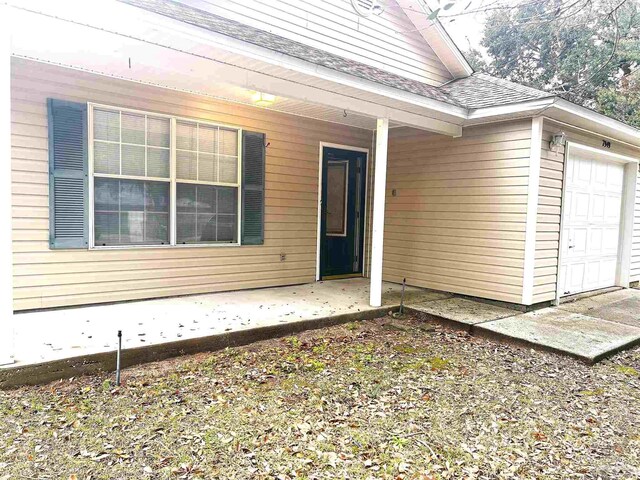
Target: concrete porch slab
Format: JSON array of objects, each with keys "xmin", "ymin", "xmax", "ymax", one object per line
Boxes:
[
  {"xmin": 474, "ymin": 307, "xmax": 640, "ymax": 363},
  {"xmin": 407, "ymin": 297, "xmax": 519, "ymax": 329},
  {"xmin": 557, "ymin": 288, "xmax": 640, "ymax": 328},
  {"xmin": 6, "ymin": 279, "xmax": 427, "ymax": 367},
  {"xmin": 1, "ymin": 279, "xmax": 450, "ymax": 388}
]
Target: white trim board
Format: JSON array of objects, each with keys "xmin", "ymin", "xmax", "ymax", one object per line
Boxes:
[
  {"xmin": 396, "ymin": 0, "xmax": 474, "ymax": 78},
  {"xmin": 316, "ymin": 142, "xmax": 370, "ymax": 282},
  {"xmin": 554, "ymin": 141, "xmax": 639, "ymax": 305},
  {"xmin": 0, "ymin": 3, "xmax": 15, "ymax": 365},
  {"xmin": 566, "ymin": 142, "xmax": 639, "ymax": 164},
  {"xmin": 522, "ymin": 116, "xmax": 543, "ymax": 305}
]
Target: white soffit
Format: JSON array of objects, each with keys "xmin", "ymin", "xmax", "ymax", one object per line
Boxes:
[
  {"xmin": 396, "ymin": 0, "xmax": 474, "ymax": 79},
  {"xmin": 8, "ymin": 0, "xmax": 465, "ymax": 136}
]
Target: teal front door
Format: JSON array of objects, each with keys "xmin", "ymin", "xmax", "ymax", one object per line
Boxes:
[{"xmin": 320, "ymin": 147, "xmax": 367, "ymax": 278}]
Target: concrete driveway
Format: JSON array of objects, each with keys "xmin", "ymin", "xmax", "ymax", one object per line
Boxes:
[{"xmin": 408, "ymin": 288, "xmax": 640, "ymax": 363}]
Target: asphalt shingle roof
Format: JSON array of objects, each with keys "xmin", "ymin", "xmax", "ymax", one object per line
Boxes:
[
  {"xmin": 438, "ymin": 73, "xmax": 554, "ymax": 109},
  {"xmin": 119, "ymin": 0, "xmax": 554, "ymax": 110}
]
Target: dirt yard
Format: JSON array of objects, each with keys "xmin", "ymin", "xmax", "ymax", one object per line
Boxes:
[{"xmin": 1, "ymin": 313, "xmax": 639, "ymax": 479}]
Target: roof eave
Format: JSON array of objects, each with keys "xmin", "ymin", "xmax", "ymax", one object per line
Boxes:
[
  {"xmin": 396, "ymin": 0, "xmax": 474, "ymax": 79},
  {"xmin": 467, "ymin": 97, "xmax": 640, "ymax": 148}
]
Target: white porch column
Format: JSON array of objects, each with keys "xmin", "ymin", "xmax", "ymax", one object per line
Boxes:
[
  {"xmin": 369, "ymin": 118, "xmax": 389, "ymax": 307},
  {"xmin": 0, "ymin": 4, "xmax": 15, "ymax": 365}
]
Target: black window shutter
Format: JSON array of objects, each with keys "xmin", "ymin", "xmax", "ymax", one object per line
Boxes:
[
  {"xmin": 47, "ymin": 99, "xmax": 88, "ymax": 249},
  {"xmin": 241, "ymin": 131, "xmax": 265, "ymax": 245}
]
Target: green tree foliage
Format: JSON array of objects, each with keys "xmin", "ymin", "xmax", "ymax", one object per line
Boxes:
[
  {"xmin": 597, "ymin": 72, "xmax": 640, "ymax": 126},
  {"xmin": 467, "ymin": 0, "xmax": 640, "ymax": 125}
]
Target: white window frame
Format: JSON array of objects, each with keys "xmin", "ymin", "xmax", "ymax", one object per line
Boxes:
[{"xmin": 88, "ymin": 103, "xmax": 243, "ymax": 249}]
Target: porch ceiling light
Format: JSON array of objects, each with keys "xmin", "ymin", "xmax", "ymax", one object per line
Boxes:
[{"xmin": 252, "ymin": 91, "xmax": 276, "ymax": 107}]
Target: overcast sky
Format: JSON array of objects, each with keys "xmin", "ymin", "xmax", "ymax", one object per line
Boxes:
[{"xmin": 424, "ymin": 0, "xmax": 489, "ymax": 53}]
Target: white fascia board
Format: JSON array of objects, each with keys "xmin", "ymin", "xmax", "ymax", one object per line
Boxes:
[
  {"xmin": 9, "ymin": 4, "xmax": 463, "ymax": 136},
  {"xmin": 469, "ymin": 97, "xmax": 640, "ymax": 148},
  {"xmin": 552, "ymin": 98, "xmax": 640, "ymax": 143},
  {"xmin": 396, "ymin": 0, "xmax": 474, "ymax": 78},
  {"xmin": 9, "ymin": 1, "xmax": 468, "ymax": 122},
  {"xmin": 466, "ymin": 98, "xmax": 555, "ymax": 121}
]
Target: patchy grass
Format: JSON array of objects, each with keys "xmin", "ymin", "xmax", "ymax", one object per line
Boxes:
[{"xmin": 1, "ymin": 314, "xmax": 640, "ymax": 479}]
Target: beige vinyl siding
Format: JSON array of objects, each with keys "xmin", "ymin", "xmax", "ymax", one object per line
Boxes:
[
  {"xmin": 383, "ymin": 120, "xmax": 533, "ymax": 304},
  {"xmin": 531, "ymin": 121, "xmax": 565, "ymax": 303},
  {"xmin": 11, "ymin": 58, "xmax": 372, "ymax": 310},
  {"xmin": 181, "ymin": 0, "xmax": 453, "ymax": 85},
  {"xmin": 632, "ymin": 166, "xmax": 640, "ymax": 282},
  {"xmin": 533, "ymin": 119, "xmax": 640, "ymax": 302}
]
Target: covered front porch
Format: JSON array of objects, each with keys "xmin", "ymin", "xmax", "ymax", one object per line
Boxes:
[
  {"xmin": 0, "ymin": 279, "xmax": 448, "ymax": 386},
  {"xmin": 2, "ymin": 0, "xmax": 467, "ymax": 365}
]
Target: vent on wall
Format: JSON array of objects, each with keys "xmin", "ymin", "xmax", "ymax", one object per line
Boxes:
[{"xmin": 350, "ymin": 0, "xmax": 383, "ymax": 17}]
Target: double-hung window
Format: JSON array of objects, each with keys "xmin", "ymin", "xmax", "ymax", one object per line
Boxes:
[
  {"xmin": 89, "ymin": 104, "xmax": 241, "ymax": 248},
  {"xmin": 175, "ymin": 121, "xmax": 239, "ymax": 244}
]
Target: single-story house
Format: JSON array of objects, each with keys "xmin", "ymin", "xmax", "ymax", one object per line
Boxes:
[{"xmin": 3, "ymin": 0, "xmax": 640, "ymax": 354}]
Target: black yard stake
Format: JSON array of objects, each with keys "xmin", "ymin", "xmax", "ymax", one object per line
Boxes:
[
  {"xmin": 400, "ymin": 277, "xmax": 406, "ymax": 315},
  {"xmin": 116, "ymin": 330, "xmax": 122, "ymax": 386}
]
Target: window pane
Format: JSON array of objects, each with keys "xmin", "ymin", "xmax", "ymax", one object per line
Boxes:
[
  {"xmin": 196, "ymin": 184, "xmax": 216, "ymax": 213},
  {"xmin": 94, "ymin": 109, "xmax": 119, "ymax": 142},
  {"xmin": 121, "ymin": 112, "xmax": 145, "ymax": 145},
  {"xmin": 121, "ymin": 144, "xmax": 145, "ymax": 176},
  {"xmin": 94, "ymin": 141, "xmax": 120, "ymax": 174},
  {"xmin": 147, "ymin": 117, "xmax": 170, "ymax": 148},
  {"xmin": 218, "ymin": 186, "xmax": 237, "ymax": 214},
  {"xmin": 218, "ymin": 155, "xmax": 238, "ymax": 184},
  {"xmin": 95, "ymin": 212, "xmax": 119, "ymax": 245},
  {"xmin": 177, "ymin": 214, "xmax": 196, "ymax": 243},
  {"xmin": 326, "ymin": 161, "xmax": 348, "ymax": 235},
  {"xmin": 176, "ymin": 121, "xmax": 197, "ymax": 150},
  {"xmin": 147, "ymin": 147, "xmax": 169, "ymax": 178},
  {"xmin": 217, "ymin": 215, "xmax": 236, "ymax": 242},
  {"xmin": 94, "ymin": 178, "xmax": 169, "ymax": 246},
  {"xmin": 197, "ymin": 214, "xmax": 217, "ymax": 242},
  {"xmin": 145, "ymin": 213, "xmax": 169, "ymax": 244},
  {"xmin": 94, "ymin": 177, "xmax": 119, "ymax": 211},
  {"xmin": 176, "ymin": 183, "xmax": 196, "ymax": 213},
  {"xmin": 120, "ymin": 211, "xmax": 145, "ymax": 244},
  {"xmin": 176, "ymin": 184, "xmax": 237, "ymax": 243},
  {"xmin": 198, "ymin": 153, "xmax": 216, "ymax": 182},
  {"xmin": 120, "ymin": 180, "xmax": 144, "ymax": 212},
  {"xmin": 219, "ymin": 128, "xmax": 238, "ymax": 156},
  {"xmin": 176, "ymin": 150, "xmax": 197, "ymax": 180},
  {"xmin": 145, "ymin": 181, "xmax": 170, "ymax": 212},
  {"xmin": 198, "ymin": 124, "xmax": 217, "ymax": 154}
]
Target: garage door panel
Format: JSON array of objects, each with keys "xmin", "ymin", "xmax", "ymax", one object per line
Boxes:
[
  {"xmin": 561, "ymin": 153, "xmax": 623, "ymax": 296},
  {"xmin": 607, "ymin": 163, "xmax": 624, "ymax": 188},
  {"xmin": 589, "ymin": 228, "xmax": 603, "ymax": 253},
  {"xmin": 604, "ymin": 194, "xmax": 621, "ymax": 222},
  {"xmin": 571, "ymin": 227, "xmax": 588, "ymax": 256},
  {"xmin": 602, "ymin": 227, "xmax": 619, "ymax": 255},
  {"xmin": 590, "ymin": 193, "xmax": 605, "ymax": 221},
  {"xmin": 584, "ymin": 260, "xmax": 601, "ymax": 289},
  {"xmin": 576, "ymin": 157, "xmax": 592, "ymax": 184},
  {"xmin": 566, "ymin": 263, "xmax": 585, "ymax": 293},
  {"xmin": 594, "ymin": 161, "xmax": 607, "ymax": 187}
]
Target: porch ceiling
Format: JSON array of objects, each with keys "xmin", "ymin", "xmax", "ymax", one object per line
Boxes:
[{"xmin": 8, "ymin": 0, "xmax": 463, "ymax": 136}]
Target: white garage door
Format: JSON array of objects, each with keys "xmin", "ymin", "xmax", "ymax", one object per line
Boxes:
[{"xmin": 560, "ymin": 151, "xmax": 624, "ymax": 296}]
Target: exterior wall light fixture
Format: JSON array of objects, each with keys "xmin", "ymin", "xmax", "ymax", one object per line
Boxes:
[{"xmin": 550, "ymin": 131, "xmax": 567, "ymax": 151}]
